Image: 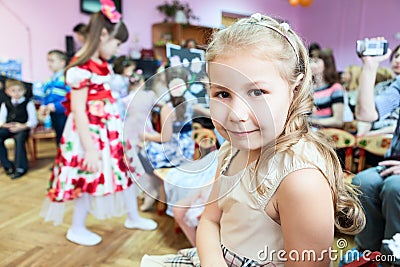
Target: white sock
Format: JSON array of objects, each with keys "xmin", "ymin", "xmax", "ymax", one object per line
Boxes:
[
  {"xmin": 70, "ymin": 193, "xmax": 90, "ymax": 232},
  {"xmin": 125, "ymin": 184, "xmax": 142, "ymax": 221},
  {"xmin": 67, "ymin": 193, "xmax": 102, "ymax": 245}
]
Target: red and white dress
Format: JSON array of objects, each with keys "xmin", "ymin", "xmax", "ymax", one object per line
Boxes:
[{"xmin": 41, "ymin": 59, "xmax": 144, "ymax": 225}]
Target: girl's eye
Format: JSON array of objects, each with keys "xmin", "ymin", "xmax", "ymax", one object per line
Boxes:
[
  {"xmin": 249, "ymin": 89, "xmax": 266, "ymax": 97},
  {"xmin": 214, "ymin": 91, "xmax": 230, "ymax": 98}
]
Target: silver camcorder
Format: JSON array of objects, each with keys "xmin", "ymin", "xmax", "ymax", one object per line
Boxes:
[{"xmin": 356, "ymin": 38, "xmax": 389, "ymax": 57}]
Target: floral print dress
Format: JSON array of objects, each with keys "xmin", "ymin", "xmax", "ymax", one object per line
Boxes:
[
  {"xmin": 41, "ymin": 59, "xmax": 144, "ymax": 225},
  {"xmin": 143, "ymin": 103, "xmax": 194, "ymax": 169}
]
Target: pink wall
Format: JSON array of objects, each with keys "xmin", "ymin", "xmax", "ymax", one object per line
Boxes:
[
  {"xmin": 0, "ymin": 0, "xmax": 399, "ymax": 82},
  {"xmin": 293, "ymin": 0, "xmax": 400, "ymax": 71}
]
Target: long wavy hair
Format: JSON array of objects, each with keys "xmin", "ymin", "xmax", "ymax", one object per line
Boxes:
[
  {"xmin": 343, "ymin": 65, "xmax": 362, "ymax": 91},
  {"xmin": 317, "ymin": 48, "xmax": 340, "ymax": 85},
  {"xmin": 206, "ymin": 14, "xmax": 365, "ymax": 235},
  {"xmin": 65, "ymin": 11, "xmax": 128, "ymax": 73}
]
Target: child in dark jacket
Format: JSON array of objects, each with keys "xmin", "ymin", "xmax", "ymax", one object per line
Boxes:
[{"xmin": 0, "ymin": 79, "xmax": 38, "ymax": 179}]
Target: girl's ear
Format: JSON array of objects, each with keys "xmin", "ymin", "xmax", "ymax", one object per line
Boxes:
[
  {"xmin": 291, "ymin": 73, "xmax": 304, "ymax": 90},
  {"xmin": 289, "ymin": 73, "xmax": 304, "ymax": 100},
  {"xmin": 294, "ymin": 73, "xmax": 304, "ymax": 89}
]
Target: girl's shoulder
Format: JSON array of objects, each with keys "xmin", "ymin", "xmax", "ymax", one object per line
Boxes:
[
  {"xmin": 260, "ymin": 139, "xmax": 327, "ymax": 187},
  {"xmin": 254, "ymin": 139, "xmax": 328, "ymax": 208},
  {"xmin": 66, "ymin": 65, "xmax": 92, "ymax": 89},
  {"xmin": 278, "ymin": 139, "xmax": 327, "ymax": 172}
]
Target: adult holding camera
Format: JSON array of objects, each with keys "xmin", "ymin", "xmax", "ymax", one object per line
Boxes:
[
  {"xmin": 341, "ymin": 39, "xmax": 400, "ymax": 266},
  {"xmin": 357, "ymin": 41, "xmax": 400, "ymax": 136}
]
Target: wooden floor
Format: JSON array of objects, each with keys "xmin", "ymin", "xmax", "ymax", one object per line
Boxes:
[{"xmin": 0, "ymin": 139, "xmax": 190, "ymax": 267}]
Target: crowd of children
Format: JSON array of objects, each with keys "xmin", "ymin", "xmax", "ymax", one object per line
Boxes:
[{"xmin": 2, "ymin": 0, "xmax": 400, "ymax": 265}]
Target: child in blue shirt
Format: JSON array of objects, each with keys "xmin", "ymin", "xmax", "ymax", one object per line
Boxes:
[{"xmin": 39, "ymin": 50, "xmax": 70, "ymax": 145}]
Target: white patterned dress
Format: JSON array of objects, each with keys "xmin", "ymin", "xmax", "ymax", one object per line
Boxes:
[{"xmin": 41, "ymin": 58, "xmax": 144, "ymax": 225}]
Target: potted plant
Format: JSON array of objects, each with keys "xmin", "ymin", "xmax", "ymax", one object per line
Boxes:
[{"xmin": 156, "ymin": 0, "xmax": 198, "ymax": 24}]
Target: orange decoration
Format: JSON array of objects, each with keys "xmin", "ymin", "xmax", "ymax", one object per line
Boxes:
[
  {"xmin": 289, "ymin": 0, "xmax": 299, "ymax": 6},
  {"xmin": 299, "ymin": 0, "xmax": 313, "ymax": 7}
]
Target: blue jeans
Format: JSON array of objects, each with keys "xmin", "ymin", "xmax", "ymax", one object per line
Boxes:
[{"xmin": 352, "ymin": 166, "xmax": 400, "ymax": 264}]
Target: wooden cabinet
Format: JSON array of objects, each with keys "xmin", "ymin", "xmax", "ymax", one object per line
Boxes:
[{"xmin": 151, "ymin": 22, "xmax": 215, "ymax": 63}]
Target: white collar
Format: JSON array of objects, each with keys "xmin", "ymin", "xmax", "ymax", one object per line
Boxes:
[{"xmin": 11, "ymin": 97, "xmax": 25, "ymax": 104}]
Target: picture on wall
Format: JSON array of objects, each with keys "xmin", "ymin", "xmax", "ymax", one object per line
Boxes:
[
  {"xmin": 166, "ymin": 43, "xmax": 208, "ymax": 105},
  {"xmin": 80, "ymin": 0, "xmax": 122, "ymax": 14}
]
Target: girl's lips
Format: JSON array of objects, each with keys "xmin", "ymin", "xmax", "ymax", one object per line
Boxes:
[{"xmin": 228, "ymin": 129, "xmax": 259, "ymax": 137}]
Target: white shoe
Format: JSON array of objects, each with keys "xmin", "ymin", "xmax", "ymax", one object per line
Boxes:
[
  {"xmin": 66, "ymin": 228, "xmax": 102, "ymax": 246},
  {"xmin": 124, "ymin": 217, "xmax": 158, "ymax": 231},
  {"xmin": 140, "ymin": 194, "xmax": 156, "ymax": 212}
]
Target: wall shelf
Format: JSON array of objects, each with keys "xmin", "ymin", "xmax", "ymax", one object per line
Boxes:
[{"xmin": 152, "ymin": 22, "xmax": 215, "ymax": 62}]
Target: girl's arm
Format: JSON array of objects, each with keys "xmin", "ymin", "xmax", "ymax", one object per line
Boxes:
[
  {"xmin": 311, "ymin": 103, "xmax": 344, "ymax": 128},
  {"xmin": 196, "ymin": 165, "xmax": 227, "ymax": 266},
  {"xmin": 275, "ymin": 168, "xmax": 334, "ymax": 266},
  {"xmin": 143, "ymin": 104, "xmax": 174, "ymax": 143},
  {"xmin": 71, "ymin": 87, "xmax": 101, "ymax": 172}
]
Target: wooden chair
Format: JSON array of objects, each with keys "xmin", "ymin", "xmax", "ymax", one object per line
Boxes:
[
  {"xmin": 3, "ymin": 133, "xmax": 35, "ymax": 164},
  {"xmin": 28, "ymin": 125, "xmax": 56, "ymax": 163},
  {"xmin": 153, "ymin": 167, "xmax": 171, "ymax": 216},
  {"xmin": 317, "ymin": 128, "xmax": 356, "ymax": 171},
  {"xmin": 356, "ymin": 134, "xmax": 392, "ymax": 172}
]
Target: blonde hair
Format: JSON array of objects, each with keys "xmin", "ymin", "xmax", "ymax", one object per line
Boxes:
[
  {"xmin": 375, "ymin": 67, "xmax": 394, "ymax": 85},
  {"xmin": 207, "ymin": 14, "xmax": 365, "ymax": 235},
  {"xmin": 5, "ymin": 79, "xmax": 25, "ymax": 91},
  {"xmin": 343, "ymin": 65, "xmax": 362, "ymax": 91}
]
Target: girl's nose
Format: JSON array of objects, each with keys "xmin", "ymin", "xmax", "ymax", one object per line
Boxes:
[{"xmin": 228, "ymin": 98, "xmax": 250, "ymax": 122}]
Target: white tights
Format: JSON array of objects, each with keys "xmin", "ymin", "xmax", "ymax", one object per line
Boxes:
[{"xmin": 70, "ymin": 185, "xmax": 145, "ymax": 230}]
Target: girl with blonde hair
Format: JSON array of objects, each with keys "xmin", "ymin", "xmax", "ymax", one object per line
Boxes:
[{"xmin": 141, "ymin": 13, "xmax": 365, "ymax": 266}]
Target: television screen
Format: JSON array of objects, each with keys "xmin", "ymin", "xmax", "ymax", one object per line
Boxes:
[{"xmin": 80, "ymin": 0, "xmax": 122, "ymax": 14}]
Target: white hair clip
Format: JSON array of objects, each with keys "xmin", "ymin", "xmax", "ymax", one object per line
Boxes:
[
  {"xmin": 246, "ymin": 13, "xmax": 299, "ymax": 63},
  {"xmin": 280, "ymin": 22, "xmax": 290, "ymax": 33},
  {"xmin": 251, "ymin": 13, "xmax": 262, "ymax": 21}
]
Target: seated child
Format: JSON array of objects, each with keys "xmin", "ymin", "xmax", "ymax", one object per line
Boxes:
[
  {"xmin": 168, "ymin": 149, "xmax": 218, "ymax": 246},
  {"xmin": 39, "ymin": 50, "xmax": 70, "ymax": 145},
  {"xmin": 109, "ymin": 55, "xmax": 136, "ymax": 118},
  {"xmin": 0, "ymin": 79, "xmax": 38, "ymax": 178},
  {"xmin": 138, "ymin": 67, "xmax": 195, "ymax": 211}
]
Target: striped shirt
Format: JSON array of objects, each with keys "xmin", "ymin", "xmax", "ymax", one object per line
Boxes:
[
  {"xmin": 313, "ymin": 83, "xmax": 344, "ymax": 118},
  {"xmin": 375, "ymin": 76, "xmax": 400, "ymax": 157}
]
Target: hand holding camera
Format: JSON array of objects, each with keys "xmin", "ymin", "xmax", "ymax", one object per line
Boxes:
[{"xmin": 356, "ymin": 38, "xmax": 389, "ymax": 57}]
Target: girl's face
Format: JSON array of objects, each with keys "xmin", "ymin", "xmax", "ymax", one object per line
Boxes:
[
  {"xmin": 99, "ymin": 33, "xmax": 121, "ymax": 61},
  {"xmin": 123, "ymin": 65, "xmax": 135, "ymax": 77},
  {"xmin": 341, "ymin": 69, "xmax": 351, "ymax": 84},
  {"xmin": 391, "ymin": 48, "xmax": 400, "ymax": 75},
  {"xmin": 208, "ymin": 54, "xmax": 294, "ymax": 153},
  {"xmin": 310, "ymin": 57, "xmax": 324, "ymax": 76}
]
